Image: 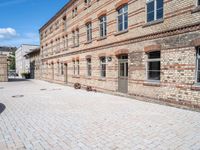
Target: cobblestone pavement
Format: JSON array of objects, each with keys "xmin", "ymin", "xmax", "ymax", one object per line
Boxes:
[{"xmin": 0, "ymin": 80, "xmax": 200, "ymax": 150}]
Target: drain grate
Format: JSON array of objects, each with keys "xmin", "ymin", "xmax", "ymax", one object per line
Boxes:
[
  {"xmin": 40, "ymin": 89, "xmax": 47, "ymax": 91},
  {"xmin": 52, "ymin": 88, "xmax": 62, "ymax": 91},
  {"xmin": 0, "ymin": 87, "xmax": 4, "ymax": 89},
  {"xmin": 12, "ymin": 95, "xmax": 24, "ymax": 98}
]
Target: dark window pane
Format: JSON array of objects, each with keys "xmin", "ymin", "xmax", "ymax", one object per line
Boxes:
[
  {"xmin": 148, "ymin": 51, "xmax": 160, "ymax": 59},
  {"xmin": 126, "ymin": 62, "xmax": 128, "ymax": 77},
  {"xmin": 147, "ymin": 1, "xmax": 154, "ymax": 12},
  {"xmin": 197, "ymin": 71, "xmax": 200, "ymax": 82},
  {"xmin": 120, "ymin": 63, "xmax": 125, "ymax": 77},
  {"xmin": 124, "ymin": 13, "xmax": 128, "ymax": 29},
  {"xmin": 157, "ymin": 8, "xmax": 163, "ymax": 19},
  {"xmin": 149, "ymin": 61, "xmax": 160, "ymax": 71},
  {"xmin": 148, "ymin": 71, "xmax": 160, "ymax": 80},
  {"xmin": 198, "ymin": 0, "xmax": 200, "ymax": 5},
  {"xmin": 147, "ymin": 12, "xmax": 154, "ymax": 22},
  {"xmin": 198, "ymin": 59, "xmax": 200, "ymax": 70},
  {"xmin": 157, "ymin": 0, "xmax": 163, "ymax": 9}
]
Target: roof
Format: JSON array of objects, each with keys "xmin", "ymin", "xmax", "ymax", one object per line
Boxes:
[
  {"xmin": 0, "ymin": 46, "xmax": 17, "ymax": 52},
  {"xmin": 39, "ymin": 0, "xmax": 76, "ymax": 32},
  {"xmin": 25, "ymin": 48, "xmax": 40, "ymax": 57}
]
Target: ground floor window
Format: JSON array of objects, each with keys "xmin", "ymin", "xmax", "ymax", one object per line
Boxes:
[
  {"xmin": 77, "ymin": 60, "xmax": 80, "ymax": 75},
  {"xmin": 197, "ymin": 47, "xmax": 200, "ymax": 83},
  {"xmin": 73, "ymin": 60, "xmax": 80, "ymax": 76},
  {"xmin": 73, "ymin": 60, "xmax": 76, "ymax": 75},
  {"xmin": 100, "ymin": 57, "xmax": 106, "ymax": 78},
  {"xmin": 87, "ymin": 58, "xmax": 92, "ymax": 76},
  {"xmin": 61, "ymin": 63, "xmax": 64, "ymax": 75},
  {"xmin": 147, "ymin": 51, "xmax": 160, "ymax": 81}
]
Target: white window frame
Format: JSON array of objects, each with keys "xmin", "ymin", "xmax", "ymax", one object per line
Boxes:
[
  {"xmin": 76, "ymin": 29, "xmax": 79, "ymax": 46},
  {"xmin": 87, "ymin": 58, "xmax": 92, "ymax": 76},
  {"xmin": 196, "ymin": 47, "xmax": 200, "ymax": 83},
  {"xmin": 146, "ymin": 51, "xmax": 161, "ymax": 82},
  {"xmin": 73, "ymin": 60, "xmax": 76, "ymax": 75},
  {"xmin": 77, "ymin": 60, "xmax": 80, "ymax": 75},
  {"xmin": 72, "ymin": 31, "xmax": 76, "ymax": 46},
  {"xmin": 146, "ymin": 0, "xmax": 163, "ymax": 23},
  {"xmin": 61, "ymin": 63, "xmax": 64, "ymax": 75},
  {"xmin": 99, "ymin": 16, "xmax": 107, "ymax": 38},
  {"xmin": 86, "ymin": 23, "xmax": 92, "ymax": 42},
  {"xmin": 100, "ymin": 57, "xmax": 107, "ymax": 78},
  {"xmin": 117, "ymin": 4, "xmax": 128, "ymax": 32}
]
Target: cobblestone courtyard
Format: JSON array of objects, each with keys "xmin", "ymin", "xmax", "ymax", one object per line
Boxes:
[{"xmin": 0, "ymin": 80, "xmax": 200, "ymax": 150}]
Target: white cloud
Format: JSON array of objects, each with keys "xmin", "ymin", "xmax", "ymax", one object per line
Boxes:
[
  {"xmin": 0, "ymin": 31, "xmax": 39, "ymax": 47},
  {"xmin": 0, "ymin": 28, "xmax": 17, "ymax": 39}
]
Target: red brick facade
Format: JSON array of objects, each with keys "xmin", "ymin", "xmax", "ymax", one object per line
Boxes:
[{"xmin": 40, "ymin": 0, "xmax": 200, "ymax": 110}]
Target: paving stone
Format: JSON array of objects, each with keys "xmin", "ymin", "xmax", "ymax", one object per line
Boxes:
[{"xmin": 0, "ymin": 80, "xmax": 200, "ymax": 150}]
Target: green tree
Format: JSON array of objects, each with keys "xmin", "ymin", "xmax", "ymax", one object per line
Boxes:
[{"xmin": 8, "ymin": 52, "xmax": 16, "ymax": 70}]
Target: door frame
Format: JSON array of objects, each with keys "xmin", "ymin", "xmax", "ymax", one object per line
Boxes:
[{"xmin": 118, "ymin": 55, "xmax": 128, "ymax": 93}]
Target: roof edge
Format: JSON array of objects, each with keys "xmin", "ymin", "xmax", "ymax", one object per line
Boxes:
[{"xmin": 39, "ymin": 0, "xmax": 76, "ymax": 33}]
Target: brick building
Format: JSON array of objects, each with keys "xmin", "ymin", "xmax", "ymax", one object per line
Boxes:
[
  {"xmin": 25, "ymin": 48, "xmax": 41, "ymax": 79},
  {"xmin": 40, "ymin": 0, "xmax": 200, "ymax": 109},
  {"xmin": 0, "ymin": 55, "xmax": 8, "ymax": 82}
]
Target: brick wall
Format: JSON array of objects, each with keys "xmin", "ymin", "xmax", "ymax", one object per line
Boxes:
[
  {"xmin": 0, "ymin": 55, "xmax": 8, "ymax": 82},
  {"xmin": 39, "ymin": 0, "xmax": 200, "ymax": 109}
]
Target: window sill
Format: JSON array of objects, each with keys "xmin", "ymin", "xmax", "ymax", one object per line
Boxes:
[
  {"xmin": 191, "ymin": 6, "xmax": 200, "ymax": 13},
  {"xmin": 143, "ymin": 81, "xmax": 161, "ymax": 87},
  {"xmin": 191, "ymin": 84, "xmax": 200, "ymax": 91},
  {"xmin": 98, "ymin": 78, "xmax": 106, "ymax": 81},
  {"xmin": 114, "ymin": 29, "xmax": 129, "ymax": 36},
  {"xmin": 72, "ymin": 75, "xmax": 80, "ymax": 78},
  {"xmin": 85, "ymin": 76, "xmax": 92, "ymax": 79},
  {"xmin": 84, "ymin": 41, "xmax": 92, "ymax": 45},
  {"xmin": 84, "ymin": 3, "xmax": 91, "ymax": 9},
  {"xmin": 142, "ymin": 19, "xmax": 164, "ymax": 28},
  {"xmin": 97, "ymin": 36, "xmax": 107, "ymax": 41},
  {"xmin": 71, "ymin": 45, "xmax": 79, "ymax": 48}
]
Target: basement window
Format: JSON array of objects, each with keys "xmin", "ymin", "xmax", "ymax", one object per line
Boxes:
[{"xmin": 147, "ymin": 51, "xmax": 160, "ymax": 81}]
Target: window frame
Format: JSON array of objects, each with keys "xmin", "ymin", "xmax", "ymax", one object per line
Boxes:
[
  {"xmin": 117, "ymin": 4, "xmax": 128, "ymax": 32},
  {"xmin": 99, "ymin": 16, "xmax": 107, "ymax": 38},
  {"xmin": 72, "ymin": 31, "xmax": 76, "ymax": 46},
  {"xmin": 196, "ymin": 47, "xmax": 200, "ymax": 83},
  {"xmin": 77, "ymin": 60, "xmax": 80, "ymax": 75},
  {"xmin": 86, "ymin": 22, "xmax": 92, "ymax": 42},
  {"xmin": 146, "ymin": 0, "xmax": 164, "ymax": 23},
  {"xmin": 73, "ymin": 60, "xmax": 76, "ymax": 75},
  {"xmin": 61, "ymin": 63, "xmax": 64, "ymax": 75},
  {"xmin": 76, "ymin": 29, "xmax": 79, "ymax": 46},
  {"xmin": 146, "ymin": 51, "xmax": 161, "ymax": 82},
  {"xmin": 100, "ymin": 57, "xmax": 107, "ymax": 78},
  {"xmin": 87, "ymin": 58, "xmax": 92, "ymax": 76}
]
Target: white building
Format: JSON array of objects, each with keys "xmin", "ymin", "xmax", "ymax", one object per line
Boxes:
[{"xmin": 15, "ymin": 44, "xmax": 39, "ymax": 77}]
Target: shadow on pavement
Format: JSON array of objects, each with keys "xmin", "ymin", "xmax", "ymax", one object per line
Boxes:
[
  {"xmin": 8, "ymin": 78, "xmax": 29, "ymax": 82},
  {"xmin": 0, "ymin": 103, "xmax": 6, "ymax": 114}
]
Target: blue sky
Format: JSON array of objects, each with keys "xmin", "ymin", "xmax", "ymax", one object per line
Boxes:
[{"xmin": 0, "ymin": 0, "xmax": 69, "ymax": 47}]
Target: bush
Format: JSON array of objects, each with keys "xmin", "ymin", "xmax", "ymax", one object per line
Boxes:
[
  {"xmin": 21, "ymin": 72, "xmax": 30, "ymax": 79},
  {"xmin": 74, "ymin": 83, "xmax": 81, "ymax": 89}
]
